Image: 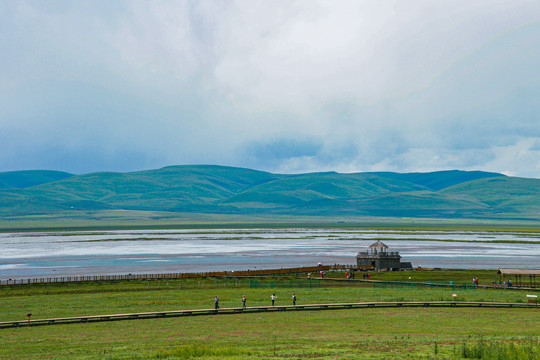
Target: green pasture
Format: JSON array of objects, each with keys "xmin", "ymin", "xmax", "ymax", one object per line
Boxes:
[
  {"xmin": 1, "ymin": 274, "xmax": 539, "ymax": 359},
  {"xmin": 0, "ymin": 302, "xmax": 538, "ymax": 359},
  {"xmin": 3, "ymin": 209, "xmax": 540, "ymax": 232},
  {"xmin": 1, "ymin": 271, "xmax": 535, "ymax": 322},
  {"xmin": 0, "ymin": 268, "xmax": 505, "ymax": 296},
  {"xmin": 353, "ymin": 269, "xmax": 508, "ymax": 284},
  {"xmin": 1, "ymin": 283, "xmax": 534, "ymax": 322},
  {"xmin": 324, "ymin": 269, "xmax": 501, "ymax": 283}
]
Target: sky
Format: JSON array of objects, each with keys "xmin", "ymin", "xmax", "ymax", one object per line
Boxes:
[{"xmin": 1, "ymin": 1, "xmax": 540, "ymax": 177}]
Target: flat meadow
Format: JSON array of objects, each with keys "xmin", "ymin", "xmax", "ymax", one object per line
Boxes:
[{"xmin": 1, "ymin": 273, "xmax": 539, "ymax": 359}]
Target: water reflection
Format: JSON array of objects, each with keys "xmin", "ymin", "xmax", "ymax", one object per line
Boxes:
[{"xmin": 0, "ymin": 229, "xmax": 538, "ymax": 279}]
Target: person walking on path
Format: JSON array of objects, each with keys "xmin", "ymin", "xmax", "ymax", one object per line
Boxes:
[
  {"xmin": 271, "ymin": 293, "xmax": 276, "ymax": 306},
  {"xmin": 214, "ymin": 296, "xmax": 219, "ymax": 309},
  {"xmin": 292, "ymin": 293, "xmax": 296, "ymax": 306},
  {"xmin": 242, "ymin": 295, "xmax": 246, "ymax": 308}
]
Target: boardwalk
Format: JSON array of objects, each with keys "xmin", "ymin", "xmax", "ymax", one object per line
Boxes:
[{"xmin": 1, "ymin": 301, "xmax": 536, "ymax": 329}]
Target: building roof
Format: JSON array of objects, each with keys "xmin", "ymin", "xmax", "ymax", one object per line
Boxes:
[
  {"xmin": 369, "ymin": 240, "xmax": 388, "ymax": 249},
  {"xmin": 497, "ymin": 269, "xmax": 540, "ymax": 276}
]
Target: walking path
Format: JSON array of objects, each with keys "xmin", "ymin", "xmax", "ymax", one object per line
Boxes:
[{"xmin": 1, "ymin": 301, "xmax": 536, "ymax": 329}]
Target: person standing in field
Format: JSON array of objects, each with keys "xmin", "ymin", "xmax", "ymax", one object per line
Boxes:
[
  {"xmin": 214, "ymin": 296, "xmax": 219, "ymax": 309},
  {"xmin": 271, "ymin": 293, "xmax": 276, "ymax": 306},
  {"xmin": 292, "ymin": 293, "xmax": 296, "ymax": 306},
  {"xmin": 242, "ymin": 294, "xmax": 246, "ymax": 308}
]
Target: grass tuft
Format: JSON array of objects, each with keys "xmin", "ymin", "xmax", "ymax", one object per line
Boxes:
[
  {"xmin": 454, "ymin": 337, "xmax": 540, "ymax": 359},
  {"xmin": 102, "ymin": 343, "xmax": 249, "ymax": 360},
  {"xmin": 151, "ymin": 344, "xmax": 248, "ymax": 359}
]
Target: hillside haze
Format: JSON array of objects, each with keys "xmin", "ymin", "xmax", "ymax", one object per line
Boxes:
[{"xmin": 1, "ymin": 165, "xmax": 539, "ymax": 219}]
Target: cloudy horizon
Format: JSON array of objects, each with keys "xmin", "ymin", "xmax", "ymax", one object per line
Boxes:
[{"xmin": 1, "ymin": 1, "xmax": 539, "ymax": 177}]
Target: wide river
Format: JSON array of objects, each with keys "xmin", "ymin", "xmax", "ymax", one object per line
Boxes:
[{"xmin": 1, "ymin": 228, "xmax": 539, "ymax": 280}]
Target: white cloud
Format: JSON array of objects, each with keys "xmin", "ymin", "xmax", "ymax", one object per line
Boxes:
[
  {"xmin": 483, "ymin": 138, "xmax": 540, "ymax": 178},
  {"xmin": 1, "ymin": 1, "xmax": 540, "ymax": 176}
]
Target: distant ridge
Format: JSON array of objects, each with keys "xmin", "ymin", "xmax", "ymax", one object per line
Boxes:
[
  {"xmin": 365, "ymin": 170, "xmax": 505, "ymax": 191},
  {"xmin": 1, "ymin": 165, "xmax": 538, "ymax": 219},
  {"xmin": 0, "ymin": 170, "xmax": 73, "ymax": 189}
]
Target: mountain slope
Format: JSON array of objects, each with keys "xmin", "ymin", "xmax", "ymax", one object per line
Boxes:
[
  {"xmin": 0, "ymin": 170, "xmax": 73, "ymax": 189},
  {"xmin": 223, "ymin": 172, "xmax": 428, "ymax": 209},
  {"xmin": 366, "ymin": 170, "xmax": 505, "ymax": 191},
  {"xmin": 0, "ymin": 165, "xmax": 537, "ymax": 219},
  {"xmin": 0, "ymin": 165, "xmax": 281, "ymax": 214},
  {"xmin": 440, "ymin": 176, "xmax": 540, "ymax": 213}
]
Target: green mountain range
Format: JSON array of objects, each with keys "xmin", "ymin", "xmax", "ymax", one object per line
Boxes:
[{"xmin": 1, "ymin": 165, "xmax": 539, "ymax": 219}]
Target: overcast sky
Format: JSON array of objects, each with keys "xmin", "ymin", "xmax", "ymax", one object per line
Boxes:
[{"xmin": 1, "ymin": 1, "xmax": 539, "ymax": 177}]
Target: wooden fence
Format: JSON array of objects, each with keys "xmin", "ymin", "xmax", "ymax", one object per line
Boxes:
[{"xmin": 0, "ymin": 265, "xmax": 348, "ymax": 286}]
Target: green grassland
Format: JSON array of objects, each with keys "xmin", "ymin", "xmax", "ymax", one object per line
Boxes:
[
  {"xmin": 1, "ymin": 307, "xmax": 538, "ymax": 360},
  {"xmin": 0, "ymin": 277, "xmax": 530, "ymax": 321},
  {"xmin": 3, "ymin": 209, "xmax": 540, "ymax": 232},
  {"xmin": 1, "ymin": 274, "xmax": 539, "ymax": 359}
]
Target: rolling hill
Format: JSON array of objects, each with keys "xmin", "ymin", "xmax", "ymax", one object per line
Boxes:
[
  {"xmin": 1, "ymin": 165, "xmax": 539, "ymax": 219},
  {"xmin": 0, "ymin": 170, "xmax": 73, "ymax": 189}
]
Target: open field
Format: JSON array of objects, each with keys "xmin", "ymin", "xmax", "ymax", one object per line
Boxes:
[
  {"xmin": 0, "ymin": 270, "xmax": 534, "ymax": 318},
  {"xmin": 1, "ymin": 281, "xmax": 535, "ymax": 321},
  {"xmin": 0, "ymin": 307, "xmax": 538, "ymax": 360},
  {"xmin": 1, "ymin": 275, "xmax": 538, "ymax": 359},
  {"xmin": 3, "ymin": 209, "xmax": 540, "ymax": 232},
  {"xmin": 0, "ymin": 269, "xmax": 507, "ymax": 296}
]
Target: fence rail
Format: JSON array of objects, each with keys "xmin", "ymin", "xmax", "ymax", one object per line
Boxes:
[
  {"xmin": 0, "ymin": 265, "xmax": 347, "ymax": 286},
  {"xmin": 0, "ymin": 301, "xmax": 536, "ymax": 329},
  {"xmin": 368, "ymin": 279, "xmax": 540, "ymax": 291}
]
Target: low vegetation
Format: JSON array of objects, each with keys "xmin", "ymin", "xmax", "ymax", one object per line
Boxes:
[
  {"xmin": 454, "ymin": 338, "xmax": 540, "ymax": 360},
  {"xmin": 1, "ymin": 271, "xmax": 538, "ymax": 359}
]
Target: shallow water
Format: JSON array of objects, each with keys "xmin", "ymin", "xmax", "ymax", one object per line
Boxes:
[{"xmin": 0, "ymin": 228, "xmax": 538, "ymax": 279}]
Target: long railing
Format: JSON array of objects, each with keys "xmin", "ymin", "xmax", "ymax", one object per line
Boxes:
[
  {"xmin": 0, "ymin": 264, "xmax": 347, "ymax": 286},
  {"xmin": 369, "ymin": 279, "xmax": 540, "ymax": 291},
  {"xmin": 3, "ymin": 267, "xmax": 538, "ymax": 291}
]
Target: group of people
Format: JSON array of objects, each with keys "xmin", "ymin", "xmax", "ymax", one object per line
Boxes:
[
  {"xmin": 472, "ymin": 277, "xmax": 512, "ymax": 288},
  {"xmin": 492, "ymin": 279, "xmax": 512, "ymax": 287},
  {"xmin": 214, "ymin": 293, "xmax": 297, "ymax": 309},
  {"xmin": 344, "ymin": 271, "xmax": 355, "ymax": 279}
]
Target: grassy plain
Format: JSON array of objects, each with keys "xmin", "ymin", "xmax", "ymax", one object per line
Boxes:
[
  {"xmin": 1, "ymin": 276, "xmax": 539, "ymax": 359},
  {"xmin": 1, "ymin": 307, "xmax": 538, "ymax": 360},
  {"xmin": 0, "ymin": 278, "xmax": 533, "ymax": 321},
  {"xmin": 3, "ymin": 210, "xmax": 540, "ymax": 233}
]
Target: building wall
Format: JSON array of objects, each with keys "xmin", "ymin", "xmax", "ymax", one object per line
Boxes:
[{"xmin": 357, "ymin": 254, "xmax": 402, "ymax": 270}]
